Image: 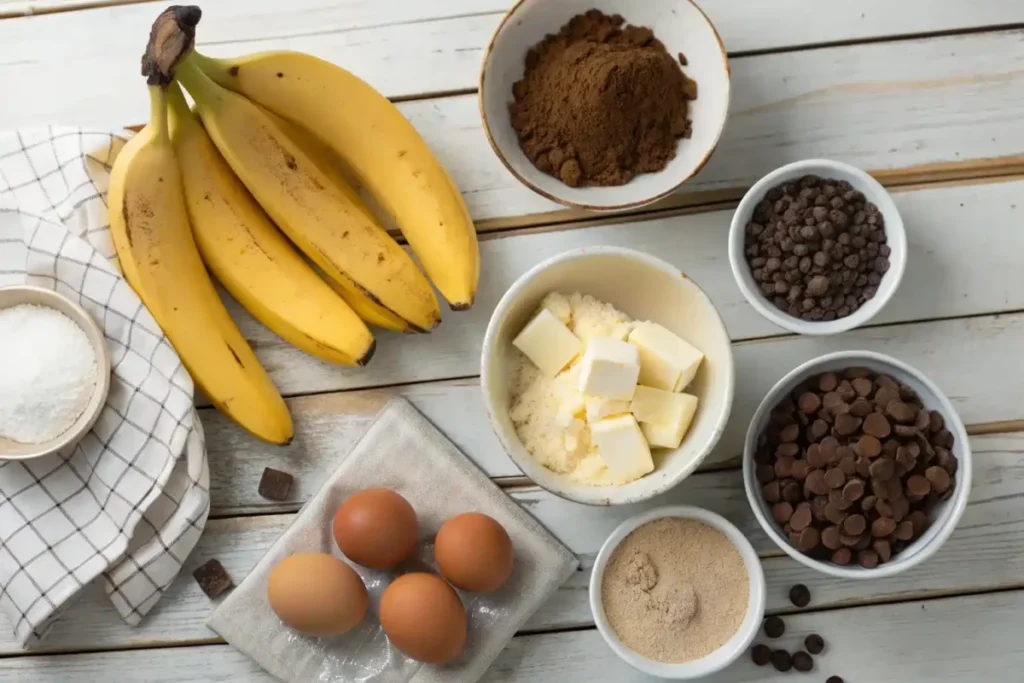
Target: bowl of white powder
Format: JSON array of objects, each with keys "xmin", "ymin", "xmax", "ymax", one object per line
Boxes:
[
  {"xmin": 0, "ymin": 286, "xmax": 110, "ymax": 461},
  {"xmin": 481, "ymin": 247, "xmax": 734, "ymax": 506}
]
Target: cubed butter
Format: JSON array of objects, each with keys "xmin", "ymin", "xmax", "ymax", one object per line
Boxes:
[
  {"xmin": 638, "ymin": 392, "xmax": 699, "ymax": 449},
  {"xmin": 512, "ymin": 308, "xmax": 582, "ymax": 376},
  {"xmin": 578, "ymin": 337, "xmax": 641, "ymax": 400},
  {"xmin": 589, "ymin": 414, "xmax": 655, "ymax": 482},
  {"xmin": 627, "ymin": 321, "xmax": 705, "ymax": 392},
  {"xmin": 585, "ymin": 395, "xmax": 631, "ymax": 423}
]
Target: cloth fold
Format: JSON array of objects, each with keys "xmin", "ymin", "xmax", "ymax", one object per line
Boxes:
[
  {"xmin": 208, "ymin": 398, "xmax": 578, "ymax": 683},
  {"xmin": 0, "ymin": 127, "xmax": 209, "ymax": 647}
]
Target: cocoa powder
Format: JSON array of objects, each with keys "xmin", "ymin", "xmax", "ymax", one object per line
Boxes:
[{"xmin": 510, "ymin": 10, "xmax": 697, "ymax": 188}]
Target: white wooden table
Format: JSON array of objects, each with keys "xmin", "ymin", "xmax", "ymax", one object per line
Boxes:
[{"xmin": 4, "ymin": 0, "xmax": 1024, "ymax": 680}]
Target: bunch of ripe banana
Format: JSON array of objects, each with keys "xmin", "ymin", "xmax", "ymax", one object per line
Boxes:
[{"xmin": 109, "ymin": 6, "xmax": 479, "ymax": 444}]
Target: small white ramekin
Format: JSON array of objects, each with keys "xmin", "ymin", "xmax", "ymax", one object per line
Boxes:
[
  {"xmin": 0, "ymin": 285, "xmax": 111, "ymax": 460},
  {"xmin": 728, "ymin": 159, "xmax": 907, "ymax": 336},
  {"xmin": 589, "ymin": 505, "xmax": 765, "ymax": 679},
  {"xmin": 742, "ymin": 350, "xmax": 972, "ymax": 579}
]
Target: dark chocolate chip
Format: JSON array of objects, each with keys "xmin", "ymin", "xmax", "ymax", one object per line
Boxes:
[
  {"xmin": 792, "ymin": 651, "xmax": 814, "ymax": 672},
  {"xmin": 764, "ymin": 615, "xmax": 786, "ymax": 639},
  {"xmin": 751, "ymin": 644, "xmax": 772, "ymax": 666},
  {"xmin": 805, "ymin": 634, "xmax": 825, "ymax": 655},
  {"xmin": 789, "ymin": 583, "xmax": 811, "ymax": 608},
  {"xmin": 771, "ymin": 649, "xmax": 792, "ymax": 672}
]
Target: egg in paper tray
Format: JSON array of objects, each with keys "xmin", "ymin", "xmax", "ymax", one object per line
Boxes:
[{"xmin": 207, "ymin": 397, "xmax": 579, "ymax": 683}]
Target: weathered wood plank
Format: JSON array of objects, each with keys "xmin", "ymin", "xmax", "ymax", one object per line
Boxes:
[
  {"xmin": 2, "ymin": 433, "xmax": 1018, "ymax": 656},
  {"xmin": 3, "ymin": 26, "xmax": 1024, "ymax": 227},
  {"xmin": 3, "ymin": 0, "xmax": 1023, "ymax": 114},
  {"xmin": 227, "ymin": 178, "xmax": 1024, "ymax": 398},
  {"xmin": 8, "ymin": 585, "xmax": 1017, "ymax": 683},
  {"xmin": 487, "ymin": 591, "xmax": 1024, "ymax": 682},
  {"xmin": 206, "ymin": 309, "xmax": 1024, "ymax": 514}
]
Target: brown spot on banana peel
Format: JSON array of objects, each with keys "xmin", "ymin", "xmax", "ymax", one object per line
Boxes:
[
  {"xmin": 121, "ymin": 200, "xmax": 134, "ymax": 247},
  {"xmin": 226, "ymin": 343, "xmax": 245, "ymax": 368},
  {"xmin": 450, "ymin": 299, "xmax": 474, "ymax": 312},
  {"xmin": 229, "ymin": 65, "xmax": 240, "ymax": 77}
]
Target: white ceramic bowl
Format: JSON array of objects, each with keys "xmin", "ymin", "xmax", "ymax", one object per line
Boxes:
[
  {"xmin": 742, "ymin": 350, "xmax": 972, "ymax": 579},
  {"xmin": 589, "ymin": 505, "xmax": 765, "ymax": 678},
  {"xmin": 728, "ymin": 159, "xmax": 908, "ymax": 335},
  {"xmin": 480, "ymin": 0, "xmax": 730, "ymax": 211},
  {"xmin": 481, "ymin": 247, "xmax": 734, "ymax": 506},
  {"xmin": 0, "ymin": 286, "xmax": 111, "ymax": 461}
]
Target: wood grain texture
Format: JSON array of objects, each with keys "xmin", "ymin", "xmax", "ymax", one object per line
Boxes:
[
  {"xmin": 1, "ymin": 433, "xmax": 1018, "ymax": 658},
  {"xmin": 7, "ymin": 586, "xmax": 1019, "ymax": 683},
  {"xmin": 205, "ymin": 308, "xmax": 1024, "ymax": 516},
  {"xmin": 2, "ymin": 18, "xmax": 1024, "ymax": 227},
  {"xmin": 222, "ymin": 178, "xmax": 1024, "ymax": 399}
]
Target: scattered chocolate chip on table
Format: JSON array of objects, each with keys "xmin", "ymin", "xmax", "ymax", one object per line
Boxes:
[
  {"xmin": 764, "ymin": 615, "xmax": 786, "ymax": 638},
  {"xmin": 792, "ymin": 650, "xmax": 814, "ymax": 672},
  {"xmin": 751, "ymin": 643, "xmax": 772, "ymax": 666},
  {"xmin": 805, "ymin": 633, "xmax": 826, "ymax": 655},
  {"xmin": 789, "ymin": 583, "xmax": 812, "ymax": 608},
  {"xmin": 771, "ymin": 649, "xmax": 793, "ymax": 672}
]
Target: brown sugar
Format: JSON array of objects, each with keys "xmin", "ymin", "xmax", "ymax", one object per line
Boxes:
[
  {"xmin": 601, "ymin": 518, "xmax": 749, "ymax": 663},
  {"xmin": 510, "ymin": 10, "xmax": 697, "ymax": 188}
]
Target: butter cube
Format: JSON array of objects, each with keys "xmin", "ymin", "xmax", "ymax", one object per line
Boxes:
[
  {"xmin": 590, "ymin": 414, "xmax": 655, "ymax": 482},
  {"xmin": 513, "ymin": 308, "xmax": 582, "ymax": 376},
  {"xmin": 578, "ymin": 337, "xmax": 641, "ymax": 400},
  {"xmin": 627, "ymin": 322, "xmax": 704, "ymax": 392},
  {"xmin": 637, "ymin": 391, "xmax": 699, "ymax": 449},
  {"xmin": 585, "ymin": 395, "xmax": 631, "ymax": 423}
]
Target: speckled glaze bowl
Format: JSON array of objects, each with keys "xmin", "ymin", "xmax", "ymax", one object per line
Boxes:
[{"xmin": 479, "ymin": 0, "xmax": 730, "ymax": 212}]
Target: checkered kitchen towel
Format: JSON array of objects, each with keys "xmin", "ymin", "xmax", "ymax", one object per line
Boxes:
[{"xmin": 0, "ymin": 127, "xmax": 210, "ymax": 647}]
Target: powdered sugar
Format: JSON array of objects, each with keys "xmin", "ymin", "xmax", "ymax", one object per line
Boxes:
[{"xmin": 0, "ymin": 304, "xmax": 98, "ymax": 444}]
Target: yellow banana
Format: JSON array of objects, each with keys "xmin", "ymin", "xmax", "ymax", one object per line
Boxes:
[
  {"xmin": 189, "ymin": 50, "xmax": 480, "ymax": 311},
  {"xmin": 166, "ymin": 83, "xmax": 376, "ymax": 365},
  {"xmin": 258, "ymin": 109, "xmax": 417, "ymax": 334},
  {"xmin": 176, "ymin": 58, "xmax": 441, "ymax": 333},
  {"xmin": 108, "ymin": 84, "xmax": 292, "ymax": 444}
]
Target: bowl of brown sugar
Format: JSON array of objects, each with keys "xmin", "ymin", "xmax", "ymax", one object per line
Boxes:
[
  {"xmin": 480, "ymin": 0, "xmax": 730, "ymax": 212},
  {"xmin": 589, "ymin": 505, "xmax": 765, "ymax": 678}
]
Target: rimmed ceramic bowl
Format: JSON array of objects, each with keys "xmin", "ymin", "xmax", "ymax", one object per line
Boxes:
[
  {"xmin": 480, "ymin": 0, "xmax": 730, "ymax": 212},
  {"xmin": 742, "ymin": 350, "xmax": 971, "ymax": 579},
  {"xmin": 0, "ymin": 285, "xmax": 111, "ymax": 460},
  {"xmin": 589, "ymin": 505, "xmax": 766, "ymax": 678},
  {"xmin": 728, "ymin": 159, "xmax": 908, "ymax": 336},
  {"xmin": 481, "ymin": 247, "xmax": 734, "ymax": 506}
]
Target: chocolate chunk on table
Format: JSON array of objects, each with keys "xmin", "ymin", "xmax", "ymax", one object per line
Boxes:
[
  {"xmin": 193, "ymin": 559, "xmax": 233, "ymax": 599},
  {"xmin": 258, "ymin": 467, "xmax": 294, "ymax": 501}
]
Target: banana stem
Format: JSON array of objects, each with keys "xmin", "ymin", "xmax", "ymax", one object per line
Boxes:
[
  {"xmin": 166, "ymin": 80, "xmax": 196, "ymax": 138},
  {"xmin": 147, "ymin": 85, "xmax": 170, "ymax": 142},
  {"xmin": 176, "ymin": 58, "xmax": 223, "ymax": 109},
  {"xmin": 141, "ymin": 5, "xmax": 202, "ymax": 86}
]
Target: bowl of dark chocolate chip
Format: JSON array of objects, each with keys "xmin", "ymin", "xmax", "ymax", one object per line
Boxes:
[
  {"xmin": 742, "ymin": 350, "xmax": 971, "ymax": 579},
  {"xmin": 479, "ymin": 0, "xmax": 730, "ymax": 211},
  {"xmin": 728, "ymin": 159, "xmax": 907, "ymax": 335}
]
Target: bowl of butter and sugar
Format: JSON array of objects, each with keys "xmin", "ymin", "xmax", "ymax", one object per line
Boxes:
[{"xmin": 481, "ymin": 247, "xmax": 734, "ymax": 506}]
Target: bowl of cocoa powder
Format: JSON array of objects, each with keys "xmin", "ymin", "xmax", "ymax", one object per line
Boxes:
[{"xmin": 480, "ymin": 1, "xmax": 730, "ymax": 211}]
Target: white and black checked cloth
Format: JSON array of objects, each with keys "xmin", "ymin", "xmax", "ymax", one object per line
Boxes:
[{"xmin": 0, "ymin": 127, "xmax": 210, "ymax": 648}]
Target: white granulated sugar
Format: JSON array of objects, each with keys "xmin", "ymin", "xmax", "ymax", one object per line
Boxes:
[
  {"xmin": 0, "ymin": 304, "xmax": 98, "ymax": 444},
  {"xmin": 509, "ymin": 292, "xmax": 639, "ymax": 486}
]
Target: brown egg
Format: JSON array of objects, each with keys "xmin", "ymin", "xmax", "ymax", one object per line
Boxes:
[
  {"xmin": 379, "ymin": 572, "xmax": 467, "ymax": 664},
  {"xmin": 435, "ymin": 512, "xmax": 514, "ymax": 593},
  {"xmin": 267, "ymin": 553, "xmax": 368, "ymax": 636},
  {"xmin": 333, "ymin": 488, "xmax": 418, "ymax": 569}
]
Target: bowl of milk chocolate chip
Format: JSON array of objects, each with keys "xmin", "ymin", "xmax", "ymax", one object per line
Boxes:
[
  {"xmin": 743, "ymin": 350, "xmax": 971, "ymax": 578},
  {"xmin": 481, "ymin": 246, "xmax": 734, "ymax": 506}
]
